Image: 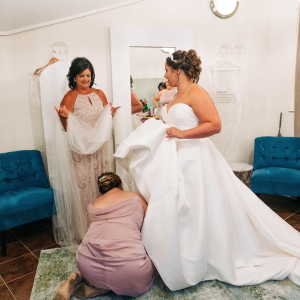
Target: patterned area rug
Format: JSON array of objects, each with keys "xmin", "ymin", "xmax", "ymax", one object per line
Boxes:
[{"xmin": 30, "ymin": 248, "xmax": 300, "ymax": 300}]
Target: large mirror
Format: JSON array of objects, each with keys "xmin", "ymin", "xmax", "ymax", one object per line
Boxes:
[
  {"xmin": 110, "ymin": 26, "xmax": 192, "ymax": 180},
  {"xmin": 110, "ymin": 26, "xmax": 193, "ymax": 130}
]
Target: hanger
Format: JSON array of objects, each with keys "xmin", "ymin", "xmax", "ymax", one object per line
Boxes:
[
  {"xmin": 207, "ymin": 59, "xmax": 240, "ymax": 71},
  {"xmin": 34, "ymin": 57, "xmax": 59, "ymax": 75}
]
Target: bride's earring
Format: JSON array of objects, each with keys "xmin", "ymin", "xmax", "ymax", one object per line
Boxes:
[{"xmin": 74, "ymin": 78, "xmax": 76, "ymax": 82}]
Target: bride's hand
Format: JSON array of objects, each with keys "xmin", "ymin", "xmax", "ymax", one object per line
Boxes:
[
  {"xmin": 166, "ymin": 127, "xmax": 184, "ymax": 139},
  {"xmin": 54, "ymin": 105, "xmax": 69, "ymax": 119}
]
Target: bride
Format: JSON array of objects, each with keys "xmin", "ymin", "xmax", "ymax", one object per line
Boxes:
[{"xmin": 114, "ymin": 49, "xmax": 300, "ymax": 291}]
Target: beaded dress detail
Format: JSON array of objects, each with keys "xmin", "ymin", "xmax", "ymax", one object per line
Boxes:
[{"xmin": 71, "ymin": 92, "xmax": 109, "ymax": 214}]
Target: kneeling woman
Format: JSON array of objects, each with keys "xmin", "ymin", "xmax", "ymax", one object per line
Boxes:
[{"xmin": 55, "ymin": 172, "xmax": 155, "ymax": 300}]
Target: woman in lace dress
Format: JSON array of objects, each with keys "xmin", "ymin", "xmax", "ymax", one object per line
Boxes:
[{"xmin": 54, "ymin": 57, "xmax": 119, "ymax": 245}]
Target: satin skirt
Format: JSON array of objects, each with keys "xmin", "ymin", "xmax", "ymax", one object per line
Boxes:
[{"xmin": 114, "ymin": 118, "xmax": 300, "ymax": 291}]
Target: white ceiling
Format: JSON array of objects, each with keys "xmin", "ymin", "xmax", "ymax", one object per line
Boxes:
[{"xmin": 0, "ymin": 0, "xmax": 142, "ymax": 34}]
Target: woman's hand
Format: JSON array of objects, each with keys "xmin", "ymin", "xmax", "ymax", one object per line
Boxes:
[
  {"xmin": 54, "ymin": 105, "xmax": 70, "ymax": 119},
  {"xmin": 110, "ymin": 102, "xmax": 121, "ymax": 116},
  {"xmin": 166, "ymin": 127, "xmax": 184, "ymax": 139}
]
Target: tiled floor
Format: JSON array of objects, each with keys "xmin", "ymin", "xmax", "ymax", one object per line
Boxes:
[
  {"xmin": 0, "ymin": 218, "xmax": 60, "ymax": 300},
  {"xmin": 1, "ymin": 194, "xmax": 300, "ymax": 299}
]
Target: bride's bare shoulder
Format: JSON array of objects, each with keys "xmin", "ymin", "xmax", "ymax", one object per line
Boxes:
[
  {"xmin": 188, "ymin": 84, "xmax": 209, "ymax": 100},
  {"xmin": 189, "ymin": 83, "xmax": 208, "ymax": 95}
]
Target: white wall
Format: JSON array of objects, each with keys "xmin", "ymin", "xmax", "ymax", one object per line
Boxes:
[
  {"xmin": 0, "ymin": 0, "xmax": 298, "ymax": 164},
  {"xmin": 130, "ymin": 47, "xmax": 171, "ymax": 79},
  {"xmin": 0, "ymin": 36, "xmax": 17, "ymax": 152}
]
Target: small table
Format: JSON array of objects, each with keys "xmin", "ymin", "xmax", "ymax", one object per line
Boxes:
[
  {"xmin": 141, "ymin": 116, "xmax": 160, "ymax": 123},
  {"xmin": 228, "ymin": 162, "xmax": 253, "ymax": 188}
]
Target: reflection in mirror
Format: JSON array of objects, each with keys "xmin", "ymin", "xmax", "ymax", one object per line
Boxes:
[{"xmin": 130, "ymin": 47, "xmax": 174, "ymax": 110}]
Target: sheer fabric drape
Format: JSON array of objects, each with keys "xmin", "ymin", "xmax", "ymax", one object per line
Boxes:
[
  {"xmin": 29, "ymin": 75, "xmax": 48, "ymax": 171},
  {"xmin": 51, "ymin": 106, "xmax": 129, "ymax": 248}
]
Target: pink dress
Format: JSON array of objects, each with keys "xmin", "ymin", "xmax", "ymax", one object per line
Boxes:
[
  {"xmin": 71, "ymin": 92, "xmax": 109, "ymax": 211},
  {"xmin": 77, "ymin": 196, "xmax": 156, "ymax": 297},
  {"xmin": 160, "ymin": 89, "xmax": 175, "ymax": 106}
]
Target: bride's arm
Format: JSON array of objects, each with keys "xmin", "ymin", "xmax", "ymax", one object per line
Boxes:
[{"xmin": 166, "ymin": 86, "xmax": 221, "ymax": 139}]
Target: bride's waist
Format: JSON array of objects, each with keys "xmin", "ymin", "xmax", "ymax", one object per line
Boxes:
[{"xmin": 166, "ymin": 123, "xmax": 199, "ymax": 131}]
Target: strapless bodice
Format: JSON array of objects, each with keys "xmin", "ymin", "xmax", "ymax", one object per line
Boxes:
[{"xmin": 161, "ymin": 103, "xmax": 199, "ymax": 130}]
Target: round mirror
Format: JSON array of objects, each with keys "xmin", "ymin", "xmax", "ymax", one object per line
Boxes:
[{"xmin": 210, "ymin": 0, "xmax": 239, "ymax": 19}]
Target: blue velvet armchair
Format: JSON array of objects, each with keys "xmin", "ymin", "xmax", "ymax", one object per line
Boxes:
[
  {"xmin": 250, "ymin": 136, "xmax": 300, "ymax": 197},
  {"xmin": 0, "ymin": 150, "xmax": 54, "ymax": 256}
]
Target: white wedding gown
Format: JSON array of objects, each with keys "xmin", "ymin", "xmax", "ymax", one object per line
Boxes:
[{"xmin": 114, "ymin": 103, "xmax": 300, "ymax": 291}]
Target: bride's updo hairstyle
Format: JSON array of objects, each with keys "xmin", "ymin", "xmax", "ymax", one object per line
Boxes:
[
  {"xmin": 67, "ymin": 57, "xmax": 95, "ymax": 90},
  {"xmin": 166, "ymin": 50, "xmax": 202, "ymax": 83},
  {"xmin": 98, "ymin": 172, "xmax": 122, "ymax": 194}
]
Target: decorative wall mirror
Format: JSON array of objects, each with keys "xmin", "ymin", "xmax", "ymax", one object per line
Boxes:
[
  {"xmin": 210, "ymin": 0, "xmax": 239, "ymax": 19},
  {"xmin": 110, "ymin": 26, "xmax": 193, "ymax": 128},
  {"xmin": 110, "ymin": 26, "xmax": 192, "ymax": 180}
]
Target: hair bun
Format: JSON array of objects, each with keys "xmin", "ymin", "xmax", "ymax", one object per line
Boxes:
[
  {"xmin": 98, "ymin": 172, "xmax": 122, "ymax": 194},
  {"xmin": 166, "ymin": 49, "xmax": 202, "ymax": 83}
]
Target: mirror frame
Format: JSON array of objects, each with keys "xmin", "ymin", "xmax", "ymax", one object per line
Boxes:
[
  {"xmin": 110, "ymin": 26, "xmax": 193, "ymax": 126},
  {"xmin": 210, "ymin": 1, "xmax": 239, "ymax": 19}
]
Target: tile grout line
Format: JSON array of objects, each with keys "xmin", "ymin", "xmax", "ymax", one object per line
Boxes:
[
  {"xmin": 0, "ymin": 230, "xmax": 56, "ymax": 264},
  {"xmin": 2, "ymin": 279, "xmax": 17, "ymax": 300},
  {"xmin": 0, "ymin": 251, "xmax": 33, "ymax": 265},
  {"xmin": 284, "ymin": 213, "xmax": 295, "ymax": 221},
  {"xmin": 19, "ymin": 240, "xmax": 39, "ymax": 262},
  {"xmin": 0, "ymin": 235, "xmax": 43, "ymax": 265},
  {"xmin": 294, "ymin": 209, "xmax": 300, "ymax": 214},
  {"xmin": 9, "ymin": 229, "xmax": 21, "ymax": 242},
  {"xmin": 15, "ymin": 226, "xmax": 55, "ymax": 260},
  {"xmin": 5, "ymin": 270, "xmax": 36, "ymax": 284},
  {"xmin": 1, "ymin": 243, "xmax": 58, "ymax": 287}
]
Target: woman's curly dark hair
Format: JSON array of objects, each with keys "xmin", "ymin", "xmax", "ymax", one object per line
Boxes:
[
  {"xmin": 158, "ymin": 82, "xmax": 166, "ymax": 91},
  {"xmin": 130, "ymin": 75, "xmax": 134, "ymax": 89},
  {"xmin": 98, "ymin": 172, "xmax": 122, "ymax": 194},
  {"xmin": 67, "ymin": 57, "xmax": 95, "ymax": 89},
  {"xmin": 166, "ymin": 50, "xmax": 202, "ymax": 83}
]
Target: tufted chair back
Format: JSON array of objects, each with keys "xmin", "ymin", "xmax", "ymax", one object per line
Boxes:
[
  {"xmin": 253, "ymin": 137, "xmax": 300, "ymax": 171},
  {"xmin": 0, "ymin": 150, "xmax": 50, "ymax": 194}
]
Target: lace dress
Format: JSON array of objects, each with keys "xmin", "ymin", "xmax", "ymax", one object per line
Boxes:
[{"xmin": 71, "ymin": 92, "xmax": 109, "ymax": 212}]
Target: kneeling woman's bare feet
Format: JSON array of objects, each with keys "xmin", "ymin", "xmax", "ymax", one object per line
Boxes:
[
  {"xmin": 73, "ymin": 284, "xmax": 109, "ymax": 299},
  {"xmin": 54, "ymin": 271, "xmax": 82, "ymax": 300}
]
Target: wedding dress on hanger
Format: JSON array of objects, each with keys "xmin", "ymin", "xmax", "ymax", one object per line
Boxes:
[
  {"xmin": 114, "ymin": 103, "xmax": 300, "ymax": 291},
  {"xmin": 202, "ymin": 60, "xmax": 242, "ymax": 161}
]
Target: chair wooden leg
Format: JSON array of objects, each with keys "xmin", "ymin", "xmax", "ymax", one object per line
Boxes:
[
  {"xmin": 255, "ymin": 193, "xmax": 261, "ymax": 198},
  {"xmin": 0, "ymin": 230, "xmax": 7, "ymax": 257}
]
